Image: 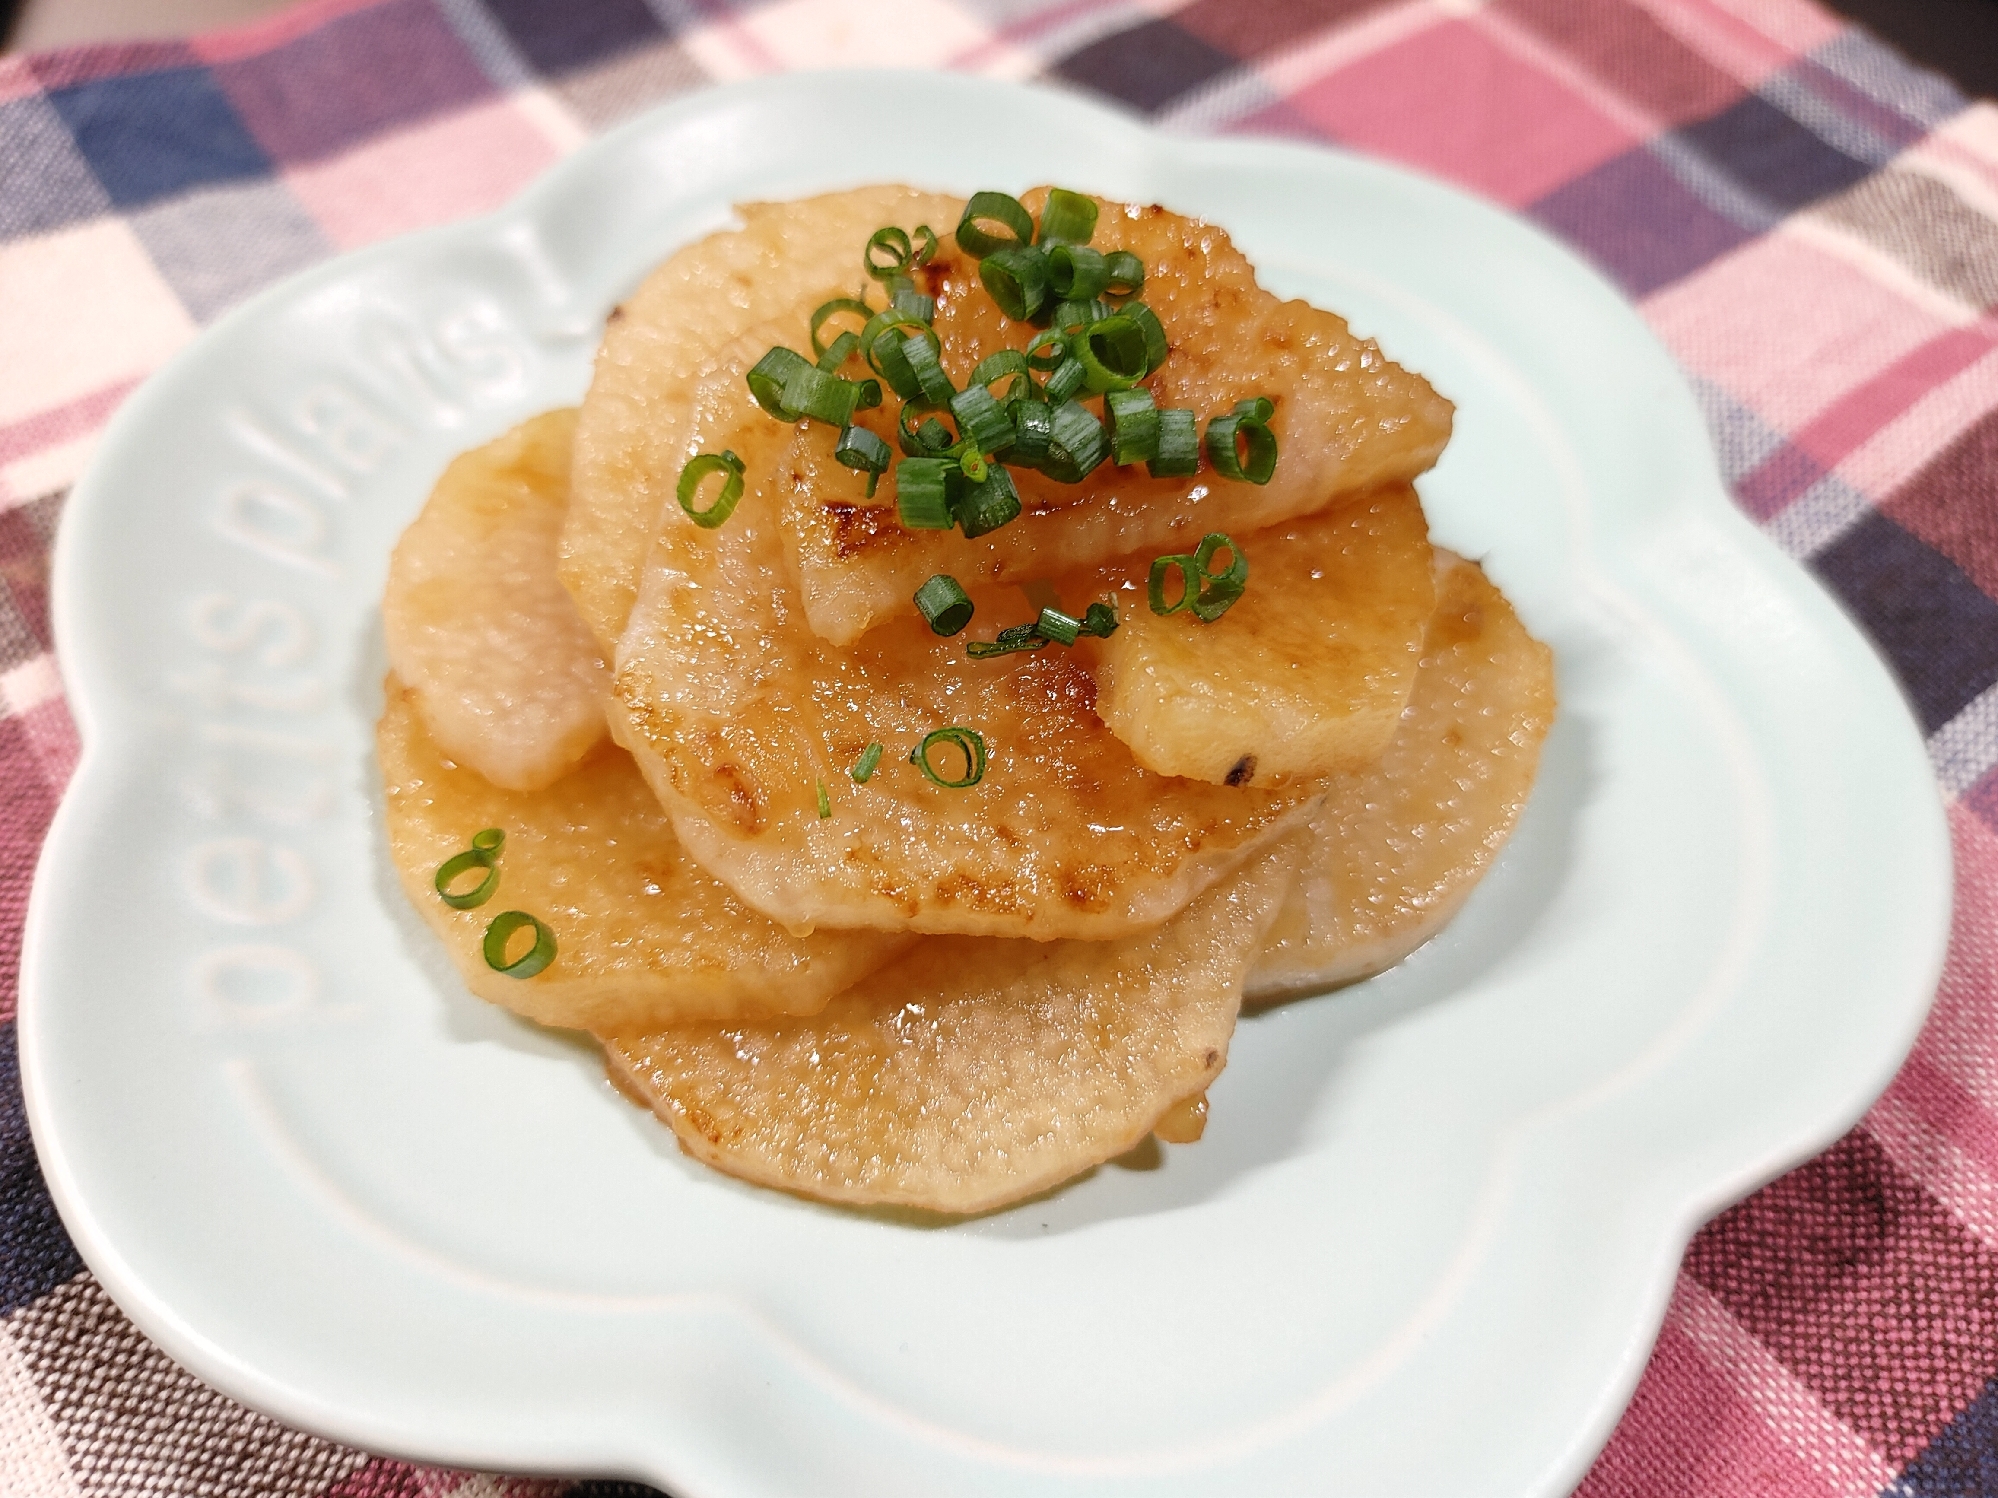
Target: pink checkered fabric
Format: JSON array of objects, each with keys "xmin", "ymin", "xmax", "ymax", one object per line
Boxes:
[{"xmin": 2, "ymin": 1, "xmax": 1994, "ymax": 1493}]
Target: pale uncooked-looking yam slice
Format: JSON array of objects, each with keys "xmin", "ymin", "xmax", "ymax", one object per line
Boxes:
[
  {"xmin": 1246, "ymin": 554, "xmax": 1556, "ymax": 1001},
  {"xmin": 1085, "ymin": 486, "xmax": 1435, "ymax": 787},
  {"xmin": 603, "ymin": 837, "xmax": 1303, "ymax": 1214},
  {"xmin": 378, "ymin": 677, "xmax": 914, "ymax": 1032},
  {"xmin": 384, "ymin": 409, "xmax": 609, "ymax": 792},
  {"xmin": 779, "ymin": 191, "xmax": 1455, "ymax": 644},
  {"xmin": 563, "ymin": 185, "xmax": 963, "ymax": 652},
  {"xmin": 609, "ymin": 416, "xmax": 1322, "ymax": 940}
]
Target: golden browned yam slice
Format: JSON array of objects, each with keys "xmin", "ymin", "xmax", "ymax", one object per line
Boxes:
[
  {"xmin": 778, "ymin": 191, "xmax": 1456, "ymax": 644},
  {"xmin": 1246, "ymin": 554, "xmax": 1556, "ymax": 1001},
  {"xmin": 1086, "ymin": 486, "xmax": 1435, "ymax": 787},
  {"xmin": 563, "ymin": 185, "xmax": 963, "ymax": 651},
  {"xmin": 378, "ymin": 676, "xmax": 914, "ymax": 1032},
  {"xmin": 603, "ymin": 837, "xmax": 1303, "ymax": 1214},
  {"xmin": 383, "ymin": 409, "xmax": 609, "ymax": 793},
  {"xmin": 610, "ymin": 451, "xmax": 1322, "ymax": 940}
]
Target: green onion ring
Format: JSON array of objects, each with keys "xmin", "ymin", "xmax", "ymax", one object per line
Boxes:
[
  {"xmin": 1148, "ymin": 408, "xmax": 1200, "ymax": 478},
  {"xmin": 891, "ymin": 284, "xmax": 937, "ymax": 324},
  {"xmin": 898, "ymin": 399, "xmax": 958, "ymax": 457},
  {"xmin": 1106, "ymin": 387, "xmax": 1161, "ymax": 466},
  {"xmin": 909, "ymin": 725, "xmax": 988, "ymax": 787},
  {"xmin": 970, "ymin": 348, "xmax": 1038, "ymax": 405},
  {"xmin": 1035, "ymin": 606, "xmax": 1082, "ymax": 646},
  {"xmin": 1103, "ymin": 249, "xmax": 1145, "ymax": 298},
  {"xmin": 980, "ymin": 245, "xmax": 1049, "ymax": 322},
  {"xmin": 1190, "ymin": 531, "xmax": 1249, "ymax": 621},
  {"xmin": 434, "ymin": 846, "xmax": 499, "ymax": 910},
  {"xmin": 866, "ymin": 225, "xmax": 914, "ymax": 280},
  {"xmin": 1043, "ymin": 356, "xmax": 1088, "ymax": 404},
  {"xmin": 1205, "ymin": 404, "xmax": 1279, "ymax": 485},
  {"xmin": 1037, "ymin": 187, "xmax": 1099, "ymax": 247},
  {"xmin": 955, "ymin": 191, "xmax": 1033, "ymax": 259},
  {"xmin": 901, "ymin": 333, "xmax": 957, "ymax": 405},
  {"xmin": 779, "ymin": 361, "xmax": 868, "ymax": 426},
  {"xmin": 1046, "ymin": 243, "xmax": 1111, "ymax": 301},
  {"xmin": 914, "ymin": 573, "xmax": 976, "ymax": 635},
  {"xmin": 895, "ymin": 456, "xmax": 958, "ymax": 530},
  {"xmin": 1076, "ymin": 314, "xmax": 1149, "ymax": 392},
  {"xmin": 851, "ymin": 742, "xmax": 884, "ymax": 783},
  {"xmin": 1041, "ymin": 400, "xmax": 1108, "ymax": 483},
  {"xmin": 815, "ymin": 330, "xmax": 860, "ymax": 373},
  {"xmin": 953, "ymin": 462, "xmax": 1022, "ymax": 538},
  {"xmin": 949, "ymin": 383, "xmax": 1015, "ymax": 457},
  {"xmin": 834, "ymin": 424, "xmax": 892, "ymax": 497},
  {"xmin": 862, "ymin": 309, "xmax": 938, "ymax": 399},
  {"xmin": 912, "ymin": 225, "xmax": 939, "ymax": 267},
  {"xmin": 810, "ymin": 297, "xmax": 873, "ymax": 358},
  {"xmin": 1010, "ymin": 399, "xmax": 1054, "ymax": 466},
  {"xmin": 746, "ymin": 346, "xmax": 811, "ymax": 416},
  {"xmin": 471, "ymin": 827, "xmax": 504, "ymax": 854},
  {"xmin": 1121, "ymin": 301, "xmax": 1170, "ymax": 374},
  {"xmin": 1023, "ymin": 328, "xmax": 1069, "ymax": 374},
  {"xmin": 677, "ymin": 450, "xmax": 746, "ymax": 529},
  {"xmin": 1148, "ymin": 553, "xmax": 1199, "ymax": 615},
  {"xmin": 483, "ymin": 910, "xmax": 556, "ymax": 979},
  {"xmin": 1049, "ymin": 298, "xmax": 1111, "ymax": 336}
]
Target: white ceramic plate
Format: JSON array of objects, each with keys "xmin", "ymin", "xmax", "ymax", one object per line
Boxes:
[{"xmin": 23, "ymin": 73, "xmax": 1950, "ymax": 1496}]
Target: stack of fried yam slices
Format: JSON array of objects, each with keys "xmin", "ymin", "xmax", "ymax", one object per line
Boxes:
[{"xmin": 378, "ymin": 186, "xmax": 1556, "ymax": 1215}]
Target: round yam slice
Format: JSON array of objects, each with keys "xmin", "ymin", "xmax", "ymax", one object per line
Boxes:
[
  {"xmin": 378, "ymin": 677, "xmax": 914, "ymax": 1031},
  {"xmin": 563, "ymin": 185, "xmax": 962, "ymax": 652},
  {"xmin": 608, "ymin": 406, "xmax": 1322, "ymax": 939},
  {"xmin": 384, "ymin": 408, "xmax": 609, "ymax": 792},
  {"xmin": 780, "ymin": 192, "xmax": 1455, "ymax": 644},
  {"xmin": 1247, "ymin": 553, "xmax": 1556, "ymax": 1000},
  {"xmin": 603, "ymin": 837, "xmax": 1303, "ymax": 1214},
  {"xmin": 1086, "ymin": 486, "xmax": 1435, "ymax": 786}
]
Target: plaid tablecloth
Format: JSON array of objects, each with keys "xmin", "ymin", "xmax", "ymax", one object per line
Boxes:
[{"xmin": 0, "ymin": 0, "xmax": 1992, "ymax": 1492}]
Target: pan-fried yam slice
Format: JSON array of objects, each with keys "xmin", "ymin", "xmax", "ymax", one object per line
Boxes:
[
  {"xmin": 603, "ymin": 838, "xmax": 1303, "ymax": 1214},
  {"xmin": 378, "ymin": 677, "xmax": 913, "ymax": 1032},
  {"xmin": 384, "ymin": 409, "xmax": 609, "ymax": 792},
  {"xmin": 779, "ymin": 192, "xmax": 1455, "ymax": 644},
  {"xmin": 1247, "ymin": 554, "xmax": 1555, "ymax": 1001},
  {"xmin": 563, "ymin": 185, "xmax": 962, "ymax": 651},
  {"xmin": 1087, "ymin": 486, "xmax": 1435, "ymax": 787},
  {"xmin": 610, "ymin": 448, "xmax": 1322, "ymax": 940}
]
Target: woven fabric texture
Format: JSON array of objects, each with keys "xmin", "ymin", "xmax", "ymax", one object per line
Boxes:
[{"xmin": 1, "ymin": 0, "xmax": 1993, "ymax": 1492}]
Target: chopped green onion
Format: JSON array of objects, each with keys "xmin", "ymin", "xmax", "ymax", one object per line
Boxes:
[
  {"xmin": 1037, "ymin": 187, "xmax": 1099, "ymax": 246},
  {"xmin": 891, "ymin": 285, "xmax": 937, "ymax": 323},
  {"xmin": 816, "ymin": 779, "xmax": 832, "ymax": 819},
  {"xmin": 914, "ymin": 573, "xmax": 975, "ymax": 635},
  {"xmin": 851, "ymin": 742, "xmax": 884, "ymax": 783},
  {"xmin": 780, "ymin": 361, "xmax": 872, "ymax": 426},
  {"xmin": 434, "ymin": 845, "xmax": 499, "ymax": 910},
  {"xmin": 1148, "ymin": 553, "xmax": 1198, "ymax": 615},
  {"xmin": 1080, "ymin": 600, "xmax": 1119, "ymax": 637},
  {"xmin": 1035, "ymin": 606, "xmax": 1082, "ymax": 646},
  {"xmin": 1190, "ymin": 531, "xmax": 1249, "ymax": 621},
  {"xmin": 677, "ymin": 450, "xmax": 746, "ymax": 529},
  {"xmin": 1103, "ymin": 250, "xmax": 1145, "ymax": 298},
  {"xmin": 909, "ymin": 725, "xmax": 988, "ymax": 787},
  {"xmin": 895, "ymin": 456, "xmax": 957, "ymax": 529},
  {"xmin": 1046, "ymin": 243, "xmax": 1110, "ymax": 301},
  {"xmin": 901, "ymin": 333, "xmax": 957, "ymax": 405},
  {"xmin": 834, "ymin": 424, "xmax": 891, "ymax": 497},
  {"xmin": 471, "ymin": 828, "xmax": 504, "ymax": 854},
  {"xmin": 816, "ymin": 330, "xmax": 860, "ymax": 372},
  {"xmin": 981, "ymin": 245, "xmax": 1049, "ymax": 321},
  {"xmin": 1106, "ymin": 387, "xmax": 1160, "ymax": 465},
  {"xmin": 862, "ymin": 310, "xmax": 937, "ymax": 400},
  {"xmin": 1010, "ymin": 399, "xmax": 1054, "ymax": 465},
  {"xmin": 966, "ymin": 623, "xmax": 1050, "ymax": 659},
  {"xmin": 1049, "ymin": 298, "xmax": 1111, "ymax": 336},
  {"xmin": 810, "ymin": 297, "xmax": 873, "ymax": 358},
  {"xmin": 1205, "ymin": 399, "xmax": 1279, "ymax": 484},
  {"xmin": 953, "ymin": 462, "xmax": 1022, "ymax": 538},
  {"xmin": 912, "ymin": 225, "xmax": 939, "ymax": 267},
  {"xmin": 1023, "ymin": 327, "xmax": 1069, "ymax": 374},
  {"xmin": 1237, "ymin": 395, "xmax": 1275, "ymax": 423},
  {"xmin": 866, "ymin": 225, "xmax": 916, "ymax": 281},
  {"xmin": 955, "ymin": 191, "xmax": 1033, "ymax": 259},
  {"xmin": 1077, "ymin": 314, "xmax": 1149, "ymax": 392},
  {"xmin": 1043, "ymin": 356, "xmax": 1088, "ymax": 404},
  {"xmin": 898, "ymin": 399, "xmax": 957, "ymax": 456},
  {"xmin": 970, "ymin": 349, "xmax": 1037, "ymax": 404},
  {"xmin": 949, "ymin": 384, "xmax": 1015, "ymax": 457},
  {"xmin": 746, "ymin": 346, "xmax": 811, "ymax": 416},
  {"xmin": 483, "ymin": 910, "xmax": 556, "ymax": 979},
  {"xmin": 1148, "ymin": 408, "xmax": 1200, "ymax": 477},
  {"xmin": 1041, "ymin": 400, "xmax": 1108, "ymax": 483},
  {"xmin": 1121, "ymin": 300, "xmax": 1170, "ymax": 374}
]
